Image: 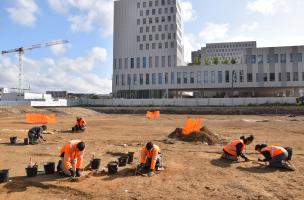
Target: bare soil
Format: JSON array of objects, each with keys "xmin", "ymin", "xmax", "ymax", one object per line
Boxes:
[{"xmin": 0, "ymin": 107, "xmax": 303, "ymax": 200}]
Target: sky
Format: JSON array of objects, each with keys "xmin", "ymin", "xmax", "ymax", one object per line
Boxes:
[{"xmin": 1, "ymin": 0, "xmax": 304, "ymax": 94}]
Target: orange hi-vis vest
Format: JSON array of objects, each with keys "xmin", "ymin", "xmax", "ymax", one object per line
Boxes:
[
  {"xmin": 140, "ymin": 145, "xmax": 161, "ymax": 170},
  {"xmin": 76, "ymin": 118, "xmax": 86, "ymax": 127},
  {"xmin": 60, "ymin": 140, "xmax": 84, "ymax": 170},
  {"xmin": 223, "ymin": 139, "xmax": 245, "ymax": 157},
  {"xmin": 259, "ymin": 146, "xmax": 286, "ymax": 158}
]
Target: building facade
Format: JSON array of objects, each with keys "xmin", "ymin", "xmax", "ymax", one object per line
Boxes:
[{"xmin": 112, "ymin": 1, "xmax": 304, "ymax": 99}]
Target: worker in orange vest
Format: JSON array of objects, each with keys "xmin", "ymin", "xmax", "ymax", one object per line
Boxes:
[
  {"xmin": 72, "ymin": 117, "xmax": 87, "ymax": 132},
  {"xmin": 139, "ymin": 142, "xmax": 162, "ymax": 177},
  {"xmin": 255, "ymin": 144, "xmax": 293, "ymax": 169},
  {"xmin": 57, "ymin": 140, "xmax": 85, "ymax": 177},
  {"xmin": 222, "ymin": 135, "xmax": 254, "ymax": 161}
]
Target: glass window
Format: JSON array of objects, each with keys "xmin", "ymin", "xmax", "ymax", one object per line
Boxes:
[
  {"xmin": 115, "ymin": 75, "xmax": 119, "ymax": 86},
  {"xmin": 258, "ymin": 55, "xmax": 263, "ymax": 64},
  {"xmin": 140, "ymin": 74, "xmax": 143, "ymax": 85},
  {"xmin": 146, "ymin": 73, "xmax": 150, "ymax": 85},
  {"xmin": 302, "ymin": 72, "xmax": 304, "ymax": 81},
  {"xmin": 155, "ymin": 56, "xmax": 159, "ymax": 67},
  {"xmin": 225, "ymin": 71, "xmax": 230, "ymax": 83},
  {"xmin": 165, "ymin": 73, "xmax": 168, "ymax": 84},
  {"xmin": 130, "ymin": 58, "xmax": 134, "ymax": 69},
  {"xmin": 287, "ymin": 72, "xmax": 291, "ymax": 81},
  {"xmin": 152, "ymin": 73, "xmax": 156, "ymax": 85},
  {"xmin": 118, "ymin": 58, "xmax": 122, "ymax": 69},
  {"xmin": 263, "ymin": 73, "xmax": 268, "ymax": 82},
  {"xmin": 121, "ymin": 74, "xmax": 125, "ymax": 85},
  {"xmin": 247, "ymin": 73, "xmax": 252, "ymax": 82},
  {"xmin": 279, "ymin": 73, "xmax": 282, "ymax": 81},
  {"xmin": 158, "ymin": 73, "xmax": 162, "ymax": 84},
  {"xmin": 239, "ymin": 70, "xmax": 244, "ymax": 83},
  {"xmin": 136, "ymin": 57, "xmax": 140, "ymax": 68},
  {"xmin": 143, "ymin": 57, "xmax": 147, "ymax": 68},
  {"xmin": 280, "ymin": 54, "xmax": 286, "ymax": 63},
  {"xmin": 190, "ymin": 72, "xmax": 194, "ymax": 84},
  {"xmin": 293, "ymin": 72, "xmax": 298, "ymax": 81},
  {"xmin": 162, "ymin": 56, "xmax": 165, "ymax": 67},
  {"xmin": 197, "ymin": 71, "xmax": 202, "ymax": 83},
  {"xmin": 137, "ymin": 2, "xmax": 140, "ymax": 8},
  {"xmin": 137, "ymin": 19, "xmax": 140, "ymax": 25},
  {"xmin": 183, "ymin": 72, "xmax": 187, "ymax": 84},
  {"xmin": 127, "ymin": 74, "xmax": 131, "ymax": 85},
  {"xmin": 177, "ymin": 72, "xmax": 181, "ymax": 84},
  {"xmin": 113, "ymin": 59, "xmax": 116, "ymax": 69},
  {"xmin": 139, "ymin": 44, "xmax": 143, "ymax": 50},
  {"xmin": 211, "ymin": 71, "xmax": 215, "ymax": 83},
  {"xmin": 204, "ymin": 71, "xmax": 208, "ymax": 83},
  {"xmin": 124, "ymin": 58, "xmax": 128, "ymax": 69},
  {"xmin": 256, "ymin": 73, "xmax": 260, "ymax": 82},
  {"xmin": 149, "ymin": 57, "xmax": 152, "ymax": 68},
  {"xmin": 133, "ymin": 74, "xmax": 137, "ymax": 85},
  {"xmin": 171, "ymin": 72, "xmax": 175, "ymax": 84},
  {"xmin": 270, "ymin": 73, "xmax": 275, "ymax": 82},
  {"xmin": 218, "ymin": 71, "xmax": 222, "ymax": 83},
  {"xmin": 168, "ymin": 56, "xmax": 171, "ymax": 67}
]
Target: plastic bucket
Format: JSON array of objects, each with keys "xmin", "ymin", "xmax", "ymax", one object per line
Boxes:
[
  {"xmin": 118, "ymin": 156, "xmax": 129, "ymax": 167},
  {"xmin": 127, "ymin": 152, "xmax": 135, "ymax": 164},
  {"xmin": 91, "ymin": 159, "xmax": 101, "ymax": 170},
  {"xmin": 26, "ymin": 166, "xmax": 38, "ymax": 177},
  {"xmin": 107, "ymin": 161, "xmax": 118, "ymax": 174},
  {"xmin": 44, "ymin": 162, "xmax": 55, "ymax": 174},
  {"xmin": 24, "ymin": 138, "xmax": 29, "ymax": 145},
  {"xmin": 10, "ymin": 137, "xmax": 17, "ymax": 144},
  {"xmin": 0, "ymin": 169, "xmax": 9, "ymax": 183}
]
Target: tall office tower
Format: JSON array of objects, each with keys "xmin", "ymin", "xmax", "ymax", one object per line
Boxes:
[{"xmin": 113, "ymin": 0, "xmax": 184, "ymax": 98}]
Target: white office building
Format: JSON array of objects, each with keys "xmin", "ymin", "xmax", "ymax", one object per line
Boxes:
[{"xmin": 113, "ymin": 0, "xmax": 304, "ymax": 99}]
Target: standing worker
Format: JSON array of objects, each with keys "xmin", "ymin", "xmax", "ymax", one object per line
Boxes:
[
  {"xmin": 139, "ymin": 142, "xmax": 162, "ymax": 177},
  {"xmin": 58, "ymin": 140, "xmax": 85, "ymax": 177},
  {"xmin": 222, "ymin": 135, "xmax": 254, "ymax": 161},
  {"xmin": 72, "ymin": 117, "xmax": 87, "ymax": 132},
  {"xmin": 255, "ymin": 144, "xmax": 294, "ymax": 170},
  {"xmin": 27, "ymin": 125, "xmax": 47, "ymax": 145}
]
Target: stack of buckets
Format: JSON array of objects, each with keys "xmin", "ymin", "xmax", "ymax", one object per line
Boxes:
[{"xmin": 107, "ymin": 152, "xmax": 134, "ymax": 174}]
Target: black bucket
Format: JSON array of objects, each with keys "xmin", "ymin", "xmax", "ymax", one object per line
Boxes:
[
  {"xmin": 26, "ymin": 166, "xmax": 38, "ymax": 177},
  {"xmin": 107, "ymin": 161, "xmax": 118, "ymax": 174},
  {"xmin": 10, "ymin": 137, "xmax": 17, "ymax": 144},
  {"xmin": 118, "ymin": 156, "xmax": 129, "ymax": 167},
  {"xmin": 0, "ymin": 169, "xmax": 9, "ymax": 183},
  {"xmin": 91, "ymin": 159, "xmax": 101, "ymax": 170},
  {"xmin": 127, "ymin": 152, "xmax": 135, "ymax": 164},
  {"xmin": 24, "ymin": 138, "xmax": 29, "ymax": 145},
  {"xmin": 44, "ymin": 162, "xmax": 55, "ymax": 174}
]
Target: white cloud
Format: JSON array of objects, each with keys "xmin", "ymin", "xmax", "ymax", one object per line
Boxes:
[
  {"xmin": 0, "ymin": 47, "xmax": 111, "ymax": 94},
  {"xmin": 199, "ymin": 22, "xmax": 229, "ymax": 42},
  {"xmin": 48, "ymin": 0, "xmax": 113, "ymax": 36},
  {"xmin": 247, "ymin": 0, "xmax": 289, "ymax": 15},
  {"xmin": 179, "ymin": 0, "xmax": 196, "ymax": 23},
  {"xmin": 49, "ymin": 41, "xmax": 71, "ymax": 55},
  {"xmin": 240, "ymin": 22, "xmax": 259, "ymax": 32},
  {"xmin": 6, "ymin": 0, "xmax": 38, "ymax": 27}
]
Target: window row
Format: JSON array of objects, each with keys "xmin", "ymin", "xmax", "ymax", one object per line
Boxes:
[
  {"xmin": 113, "ymin": 55, "xmax": 176, "ymax": 70},
  {"xmin": 115, "ymin": 71, "xmax": 304, "ymax": 86},
  {"xmin": 139, "ymin": 7, "xmax": 175, "ymax": 17},
  {"xmin": 139, "ymin": 24, "xmax": 175, "ymax": 33},
  {"xmin": 137, "ymin": 15, "xmax": 176, "ymax": 25},
  {"xmin": 139, "ymin": 41, "xmax": 175, "ymax": 50},
  {"xmin": 137, "ymin": 0, "xmax": 176, "ymax": 9},
  {"xmin": 245, "ymin": 53, "xmax": 303, "ymax": 64},
  {"xmin": 137, "ymin": 33, "xmax": 176, "ymax": 42},
  {"xmin": 207, "ymin": 43, "xmax": 255, "ymax": 49}
]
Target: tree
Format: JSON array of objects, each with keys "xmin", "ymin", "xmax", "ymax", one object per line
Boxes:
[
  {"xmin": 205, "ymin": 58, "xmax": 210, "ymax": 65},
  {"xmin": 194, "ymin": 57, "xmax": 201, "ymax": 65},
  {"xmin": 231, "ymin": 58, "xmax": 237, "ymax": 64},
  {"xmin": 223, "ymin": 58, "xmax": 230, "ymax": 64},
  {"xmin": 212, "ymin": 57, "xmax": 219, "ymax": 65}
]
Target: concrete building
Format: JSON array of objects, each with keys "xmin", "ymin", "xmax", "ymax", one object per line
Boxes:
[
  {"xmin": 46, "ymin": 91, "xmax": 68, "ymax": 99},
  {"xmin": 112, "ymin": 1, "xmax": 304, "ymax": 99}
]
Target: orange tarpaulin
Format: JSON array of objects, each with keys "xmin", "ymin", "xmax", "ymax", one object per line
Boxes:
[
  {"xmin": 26, "ymin": 113, "xmax": 56, "ymax": 124},
  {"xmin": 182, "ymin": 117, "xmax": 202, "ymax": 135},
  {"xmin": 146, "ymin": 111, "xmax": 160, "ymax": 119}
]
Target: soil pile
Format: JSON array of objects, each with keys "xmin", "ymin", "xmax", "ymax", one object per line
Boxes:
[{"xmin": 168, "ymin": 126, "xmax": 228, "ymax": 145}]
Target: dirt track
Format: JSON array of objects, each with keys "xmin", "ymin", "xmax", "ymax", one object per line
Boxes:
[{"xmin": 0, "ymin": 107, "xmax": 303, "ymax": 200}]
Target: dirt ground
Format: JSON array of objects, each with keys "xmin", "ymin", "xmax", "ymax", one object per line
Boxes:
[{"xmin": 0, "ymin": 107, "xmax": 303, "ymax": 200}]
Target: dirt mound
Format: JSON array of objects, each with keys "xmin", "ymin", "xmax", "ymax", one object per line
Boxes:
[
  {"xmin": 0, "ymin": 106, "xmax": 45, "ymax": 116},
  {"xmin": 44, "ymin": 107, "xmax": 101, "ymax": 116},
  {"xmin": 168, "ymin": 126, "xmax": 228, "ymax": 145}
]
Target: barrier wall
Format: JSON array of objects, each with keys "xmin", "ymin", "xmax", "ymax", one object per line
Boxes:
[
  {"xmin": 73, "ymin": 97, "xmax": 296, "ymax": 107},
  {"xmin": 0, "ymin": 101, "xmax": 30, "ymax": 106}
]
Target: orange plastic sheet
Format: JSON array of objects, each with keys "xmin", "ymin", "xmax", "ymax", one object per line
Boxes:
[
  {"xmin": 146, "ymin": 111, "xmax": 160, "ymax": 119},
  {"xmin": 182, "ymin": 117, "xmax": 202, "ymax": 135},
  {"xmin": 26, "ymin": 113, "xmax": 56, "ymax": 124}
]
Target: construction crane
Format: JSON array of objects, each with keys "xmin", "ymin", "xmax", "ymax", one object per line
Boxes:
[{"xmin": 1, "ymin": 40, "xmax": 69, "ymax": 93}]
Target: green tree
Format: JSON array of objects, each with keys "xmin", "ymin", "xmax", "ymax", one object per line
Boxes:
[
  {"xmin": 205, "ymin": 58, "xmax": 210, "ymax": 65},
  {"xmin": 231, "ymin": 58, "xmax": 237, "ymax": 64},
  {"xmin": 223, "ymin": 58, "xmax": 230, "ymax": 64},
  {"xmin": 194, "ymin": 57, "xmax": 201, "ymax": 65},
  {"xmin": 212, "ymin": 57, "xmax": 219, "ymax": 65}
]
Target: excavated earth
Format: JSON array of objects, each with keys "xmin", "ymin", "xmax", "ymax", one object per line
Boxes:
[{"xmin": 0, "ymin": 107, "xmax": 303, "ymax": 200}]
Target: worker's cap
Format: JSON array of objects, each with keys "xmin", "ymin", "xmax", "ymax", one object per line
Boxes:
[
  {"xmin": 42, "ymin": 125, "xmax": 48, "ymax": 130},
  {"xmin": 77, "ymin": 142, "xmax": 85, "ymax": 151},
  {"xmin": 146, "ymin": 142, "xmax": 154, "ymax": 150},
  {"xmin": 255, "ymin": 144, "xmax": 267, "ymax": 151},
  {"xmin": 240, "ymin": 135, "xmax": 254, "ymax": 143}
]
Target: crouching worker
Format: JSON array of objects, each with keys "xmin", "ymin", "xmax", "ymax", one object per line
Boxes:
[
  {"xmin": 58, "ymin": 140, "xmax": 85, "ymax": 177},
  {"xmin": 222, "ymin": 135, "xmax": 254, "ymax": 162},
  {"xmin": 255, "ymin": 144, "xmax": 294, "ymax": 170},
  {"xmin": 28, "ymin": 125, "xmax": 47, "ymax": 145},
  {"xmin": 72, "ymin": 117, "xmax": 86, "ymax": 132},
  {"xmin": 138, "ymin": 142, "xmax": 162, "ymax": 177}
]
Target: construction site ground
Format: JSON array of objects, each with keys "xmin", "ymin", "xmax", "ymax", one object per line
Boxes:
[{"xmin": 0, "ymin": 107, "xmax": 303, "ymax": 200}]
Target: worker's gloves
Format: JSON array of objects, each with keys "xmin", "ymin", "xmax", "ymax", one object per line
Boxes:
[
  {"xmin": 75, "ymin": 168, "xmax": 81, "ymax": 177},
  {"xmin": 69, "ymin": 169, "xmax": 75, "ymax": 177}
]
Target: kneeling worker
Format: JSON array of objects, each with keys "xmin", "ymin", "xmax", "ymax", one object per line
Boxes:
[
  {"xmin": 139, "ymin": 142, "xmax": 161, "ymax": 177},
  {"xmin": 28, "ymin": 125, "xmax": 47, "ymax": 145},
  {"xmin": 72, "ymin": 117, "xmax": 87, "ymax": 132},
  {"xmin": 58, "ymin": 140, "xmax": 85, "ymax": 177},
  {"xmin": 255, "ymin": 144, "xmax": 294, "ymax": 170},
  {"xmin": 222, "ymin": 135, "xmax": 254, "ymax": 161}
]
